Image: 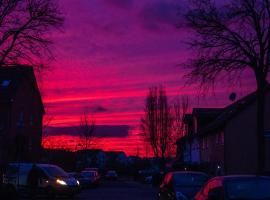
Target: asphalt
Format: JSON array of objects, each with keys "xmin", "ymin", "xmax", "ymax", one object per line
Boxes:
[{"xmin": 76, "ymin": 180, "xmax": 157, "ymax": 200}]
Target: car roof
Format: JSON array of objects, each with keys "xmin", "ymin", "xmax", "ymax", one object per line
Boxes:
[
  {"xmin": 212, "ymin": 175, "xmax": 270, "ymax": 182},
  {"xmin": 10, "ymin": 163, "xmax": 58, "ymax": 167},
  {"xmin": 82, "ymin": 170, "xmax": 97, "ymax": 173},
  {"xmin": 171, "ymin": 171, "xmax": 209, "ymax": 176}
]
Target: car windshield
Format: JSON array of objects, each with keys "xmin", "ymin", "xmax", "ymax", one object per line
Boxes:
[
  {"xmin": 225, "ymin": 179, "xmax": 270, "ymax": 200},
  {"xmin": 81, "ymin": 171, "xmax": 96, "ymax": 177},
  {"xmin": 173, "ymin": 173, "xmax": 208, "ymax": 187},
  {"xmin": 41, "ymin": 166, "xmax": 68, "ymax": 178}
]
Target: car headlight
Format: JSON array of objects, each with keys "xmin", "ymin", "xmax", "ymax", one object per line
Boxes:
[
  {"xmin": 56, "ymin": 179, "xmax": 67, "ymax": 185},
  {"xmin": 76, "ymin": 180, "xmax": 80, "ymax": 185},
  {"xmin": 176, "ymin": 191, "xmax": 188, "ymax": 200}
]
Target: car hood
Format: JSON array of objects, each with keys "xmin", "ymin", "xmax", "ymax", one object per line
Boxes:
[
  {"xmin": 175, "ymin": 186, "xmax": 201, "ymax": 199},
  {"xmin": 62, "ymin": 177, "xmax": 78, "ymax": 186}
]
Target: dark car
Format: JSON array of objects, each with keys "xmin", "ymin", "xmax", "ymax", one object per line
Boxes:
[
  {"xmin": 79, "ymin": 170, "xmax": 100, "ymax": 187},
  {"xmin": 194, "ymin": 175, "xmax": 270, "ymax": 200},
  {"xmin": 105, "ymin": 170, "xmax": 118, "ymax": 180},
  {"xmin": 3, "ymin": 163, "xmax": 80, "ymax": 199},
  {"xmin": 158, "ymin": 171, "xmax": 209, "ymax": 200}
]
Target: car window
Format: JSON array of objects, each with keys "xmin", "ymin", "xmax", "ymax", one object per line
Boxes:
[
  {"xmin": 6, "ymin": 165, "xmax": 19, "ymax": 176},
  {"xmin": 41, "ymin": 166, "xmax": 68, "ymax": 178},
  {"xmin": 225, "ymin": 179, "xmax": 270, "ymax": 199},
  {"xmin": 82, "ymin": 171, "xmax": 96, "ymax": 177},
  {"xmin": 173, "ymin": 173, "xmax": 209, "ymax": 187}
]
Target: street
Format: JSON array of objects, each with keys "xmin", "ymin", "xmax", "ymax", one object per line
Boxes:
[{"xmin": 76, "ymin": 180, "xmax": 157, "ymax": 200}]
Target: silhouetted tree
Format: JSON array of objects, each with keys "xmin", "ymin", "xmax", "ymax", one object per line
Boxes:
[
  {"xmin": 185, "ymin": 0, "xmax": 270, "ymax": 174},
  {"xmin": 79, "ymin": 111, "xmax": 95, "ymax": 150},
  {"xmin": 173, "ymin": 96, "xmax": 189, "ymax": 138},
  {"xmin": 0, "ymin": 0, "xmax": 63, "ymax": 67},
  {"xmin": 140, "ymin": 87, "xmax": 174, "ymax": 165}
]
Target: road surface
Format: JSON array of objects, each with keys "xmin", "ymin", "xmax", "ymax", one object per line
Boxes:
[{"xmin": 76, "ymin": 180, "xmax": 157, "ymax": 200}]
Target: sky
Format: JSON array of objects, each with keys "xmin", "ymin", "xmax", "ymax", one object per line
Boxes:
[{"xmin": 39, "ymin": 0, "xmax": 258, "ymax": 156}]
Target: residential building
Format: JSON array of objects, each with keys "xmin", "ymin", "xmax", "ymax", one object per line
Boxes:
[
  {"xmin": 0, "ymin": 65, "xmax": 44, "ymax": 166},
  {"xmin": 176, "ymin": 87, "xmax": 270, "ymax": 174}
]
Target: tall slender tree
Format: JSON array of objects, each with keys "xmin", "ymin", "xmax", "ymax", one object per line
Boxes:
[
  {"xmin": 140, "ymin": 87, "xmax": 174, "ymax": 164},
  {"xmin": 79, "ymin": 111, "xmax": 95, "ymax": 150},
  {"xmin": 185, "ymin": 0, "xmax": 270, "ymax": 174},
  {"xmin": 173, "ymin": 96, "xmax": 189, "ymax": 138}
]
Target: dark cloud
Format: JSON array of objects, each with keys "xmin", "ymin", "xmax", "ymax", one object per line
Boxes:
[
  {"xmin": 92, "ymin": 105, "xmax": 108, "ymax": 113},
  {"xmin": 45, "ymin": 125, "xmax": 130, "ymax": 138},
  {"xmin": 104, "ymin": 0, "xmax": 133, "ymax": 9},
  {"xmin": 139, "ymin": 1, "xmax": 183, "ymax": 31}
]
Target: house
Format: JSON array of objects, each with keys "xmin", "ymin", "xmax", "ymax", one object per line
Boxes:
[
  {"xmin": 0, "ymin": 65, "xmax": 44, "ymax": 166},
  {"xmin": 177, "ymin": 109, "xmax": 223, "ymax": 165},
  {"xmin": 76, "ymin": 149, "xmax": 107, "ymax": 170},
  {"xmin": 176, "ymin": 87, "xmax": 270, "ymax": 174}
]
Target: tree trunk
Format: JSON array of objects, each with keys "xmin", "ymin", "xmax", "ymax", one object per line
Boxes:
[{"xmin": 256, "ymin": 77, "xmax": 266, "ymax": 175}]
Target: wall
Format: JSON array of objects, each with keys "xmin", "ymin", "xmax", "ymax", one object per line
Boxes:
[{"xmin": 225, "ymin": 91, "xmax": 270, "ymax": 174}]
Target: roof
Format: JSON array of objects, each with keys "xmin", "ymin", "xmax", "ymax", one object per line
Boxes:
[
  {"xmin": 200, "ymin": 86, "xmax": 270, "ymax": 135},
  {"xmin": 192, "ymin": 108, "xmax": 224, "ymax": 117},
  {"xmin": 0, "ymin": 65, "xmax": 44, "ymax": 113}
]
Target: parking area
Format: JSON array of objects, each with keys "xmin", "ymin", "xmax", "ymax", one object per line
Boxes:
[{"xmin": 76, "ymin": 180, "xmax": 157, "ymax": 200}]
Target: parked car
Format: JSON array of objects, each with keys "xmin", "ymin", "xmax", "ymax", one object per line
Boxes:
[
  {"xmin": 105, "ymin": 170, "xmax": 118, "ymax": 180},
  {"xmin": 194, "ymin": 175, "xmax": 270, "ymax": 200},
  {"xmin": 2, "ymin": 163, "xmax": 80, "ymax": 199},
  {"xmin": 145, "ymin": 176, "xmax": 153, "ymax": 184},
  {"xmin": 79, "ymin": 170, "xmax": 100, "ymax": 187},
  {"xmin": 158, "ymin": 171, "xmax": 209, "ymax": 200},
  {"xmin": 84, "ymin": 167, "xmax": 99, "ymax": 172}
]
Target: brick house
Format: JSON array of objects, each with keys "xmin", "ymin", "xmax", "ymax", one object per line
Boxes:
[
  {"xmin": 176, "ymin": 87, "xmax": 270, "ymax": 174},
  {"xmin": 0, "ymin": 65, "xmax": 44, "ymax": 166}
]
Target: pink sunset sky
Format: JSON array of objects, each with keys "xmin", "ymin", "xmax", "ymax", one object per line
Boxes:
[{"xmin": 39, "ymin": 0, "xmax": 258, "ymax": 156}]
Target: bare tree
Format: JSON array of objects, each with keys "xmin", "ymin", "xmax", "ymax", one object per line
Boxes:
[
  {"xmin": 185, "ymin": 0, "xmax": 270, "ymax": 174},
  {"xmin": 42, "ymin": 111, "xmax": 54, "ymax": 148},
  {"xmin": 140, "ymin": 86, "xmax": 174, "ymax": 164},
  {"xmin": 0, "ymin": 0, "xmax": 64, "ymax": 67},
  {"xmin": 173, "ymin": 96, "xmax": 189, "ymax": 139},
  {"xmin": 79, "ymin": 111, "xmax": 95, "ymax": 150}
]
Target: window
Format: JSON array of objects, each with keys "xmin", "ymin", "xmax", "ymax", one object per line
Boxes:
[
  {"xmin": 30, "ymin": 114, "xmax": 33, "ymax": 126},
  {"xmin": 194, "ymin": 117, "xmax": 198, "ymax": 134},
  {"xmin": 202, "ymin": 138, "xmax": 208, "ymax": 150},
  {"xmin": 16, "ymin": 112, "xmax": 24, "ymax": 128},
  {"xmin": 265, "ymin": 130, "xmax": 270, "ymax": 138},
  {"xmin": 215, "ymin": 132, "xmax": 224, "ymax": 145}
]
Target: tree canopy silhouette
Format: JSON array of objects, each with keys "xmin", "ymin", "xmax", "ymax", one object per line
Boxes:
[
  {"xmin": 185, "ymin": 0, "xmax": 270, "ymax": 174},
  {"xmin": 79, "ymin": 111, "xmax": 95, "ymax": 150},
  {"xmin": 0, "ymin": 0, "xmax": 64, "ymax": 67}
]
